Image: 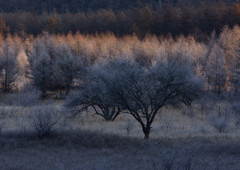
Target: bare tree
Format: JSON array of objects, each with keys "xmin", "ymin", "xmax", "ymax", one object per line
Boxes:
[
  {"xmin": 25, "ymin": 33, "xmax": 57, "ymax": 98},
  {"xmin": 53, "ymin": 43, "xmax": 83, "ymax": 97},
  {"xmin": 219, "ymin": 26, "xmax": 240, "ymax": 95},
  {"xmin": 26, "ymin": 49, "xmax": 53, "ymax": 98},
  {"xmin": 28, "ymin": 105, "xmax": 60, "ymax": 137},
  {"xmin": 206, "ymin": 42, "xmax": 226, "ymax": 95},
  {"xmin": 229, "ymin": 39, "xmax": 240, "ymax": 94},
  {"xmin": 67, "ymin": 57, "xmax": 201, "ymax": 138},
  {"xmin": 0, "ymin": 41, "xmax": 20, "ymax": 93},
  {"xmin": 26, "ymin": 33, "xmax": 83, "ymax": 98},
  {"xmin": 66, "ymin": 65, "xmax": 121, "ymax": 121}
]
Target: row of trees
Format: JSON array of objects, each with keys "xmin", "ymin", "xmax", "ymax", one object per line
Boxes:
[
  {"xmin": 0, "ymin": 0, "xmax": 160, "ymax": 13},
  {"xmin": 201, "ymin": 26, "xmax": 240, "ymax": 95},
  {"xmin": 25, "ymin": 35, "xmax": 83, "ymax": 98},
  {"xmin": 0, "ymin": 33, "xmax": 83, "ymax": 98},
  {"xmin": 0, "ymin": 0, "xmax": 235, "ymax": 13},
  {"xmin": 1, "ymin": 3, "xmax": 240, "ymax": 39},
  {"xmin": 0, "ymin": 26, "xmax": 239, "ymax": 97}
]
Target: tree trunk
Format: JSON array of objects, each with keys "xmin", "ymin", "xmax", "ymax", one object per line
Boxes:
[
  {"xmin": 65, "ymin": 84, "xmax": 70, "ymax": 96},
  {"xmin": 4, "ymin": 69, "xmax": 8, "ymax": 93},
  {"xmin": 144, "ymin": 132, "xmax": 150, "ymax": 139},
  {"xmin": 59, "ymin": 89, "xmax": 62, "ymax": 99},
  {"xmin": 142, "ymin": 124, "xmax": 151, "ymax": 139},
  {"xmin": 41, "ymin": 88, "xmax": 46, "ymax": 99}
]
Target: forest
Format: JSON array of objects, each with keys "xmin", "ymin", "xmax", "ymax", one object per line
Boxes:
[
  {"xmin": 1, "ymin": 1, "xmax": 240, "ymax": 169},
  {"xmin": 0, "ymin": 27, "xmax": 239, "ymax": 97},
  {"xmin": 0, "ymin": 2, "xmax": 240, "ymax": 41},
  {"xmin": 0, "ymin": 0, "xmax": 237, "ymax": 12}
]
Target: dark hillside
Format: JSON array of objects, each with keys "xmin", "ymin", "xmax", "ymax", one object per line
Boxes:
[{"xmin": 0, "ymin": 0, "xmax": 236, "ymax": 13}]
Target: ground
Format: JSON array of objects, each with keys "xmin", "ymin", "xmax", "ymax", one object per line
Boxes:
[
  {"xmin": 1, "ymin": 133, "xmax": 240, "ymax": 169},
  {"xmin": 0, "ymin": 101, "xmax": 240, "ymax": 169}
]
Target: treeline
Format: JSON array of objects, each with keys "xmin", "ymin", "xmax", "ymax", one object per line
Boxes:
[
  {"xmin": 0, "ymin": 0, "xmax": 236, "ymax": 13},
  {"xmin": 0, "ymin": 26, "xmax": 239, "ymax": 97},
  {"xmin": 1, "ymin": 3, "xmax": 240, "ymax": 40},
  {"xmin": 0, "ymin": 0, "xmax": 159, "ymax": 13}
]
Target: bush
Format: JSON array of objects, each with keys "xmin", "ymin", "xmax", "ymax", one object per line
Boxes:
[
  {"xmin": 208, "ymin": 113, "xmax": 229, "ymax": 133},
  {"xmin": 16, "ymin": 88, "xmax": 41, "ymax": 106},
  {"xmin": 0, "ymin": 106, "xmax": 18, "ymax": 118},
  {"xmin": 28, "ymin": 105, "xmax": 60, "ymax": 137},
  {"xmin": 0, "ymin": 88, "xmax": 40, "ymax": 107},
  {"xmin": 146, "ymin": 144, "xmax": 197, "ymax": 170}
]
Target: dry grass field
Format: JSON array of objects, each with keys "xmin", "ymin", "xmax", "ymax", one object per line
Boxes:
[{"xmin": 0, "ymin": 99, "xmax": 240, "ymax": 169}]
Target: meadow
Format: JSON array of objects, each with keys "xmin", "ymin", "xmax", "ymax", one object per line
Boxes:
[{"xmin": 0, "ymin": 95, "xmax": 240, "ymax": 169}]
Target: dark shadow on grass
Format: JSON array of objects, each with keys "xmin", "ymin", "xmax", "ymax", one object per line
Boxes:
[{"xmin": 1, "ymin": 130, "xmax": 240, "ymax": 156}]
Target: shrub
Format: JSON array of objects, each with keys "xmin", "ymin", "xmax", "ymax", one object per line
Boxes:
[
  {"xmin": 146, "ymin": 144, "xmax": 197, "ymax": 170},
  {"xmin": 28, "ymin": 105, "xmax": 60, "ymax": 137},
  {"xmin": 208, "ymin": 113, "xmax": 229, "ymax": 133},
  {"xmin": 0, "ymin": 106, "xmax": 18, "ymax": 118},
  {"xmin": 0, "ymin": 88, "xmax": 40, "ymax": 107}
]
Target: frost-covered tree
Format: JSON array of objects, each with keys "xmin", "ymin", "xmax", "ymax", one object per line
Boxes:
[
  {"xmin": 25, "ymin": 34, "xmax": 56, "ymax": 98},
  {"xmin": 231, "ymin": 40, "xmax": 240, "ymax": 94},
  {"xmin": 26, "ymin": 49, "xmax": 53, "ymax": 98},
  {"xmin": 67, "ymin": 57, "xmax": 201, "ymax": 138},
  {"xmin": 53, "ymin": 43, "xmax": 83, "ymax": 97},
  {"xmin": 197, "ymin": 32, "xmax": 216, "ymax": 91},
  {"xmin": 0, "ymin": 41, "xmax": 19, "ymax": 93},
  {"xmin": 66, "ymin": 62, "xmax": 122, "ymax": 121},
  {"xmin": 26, "ymin": 33, "xmax": 83, "ymax": 98},
  {"xmin": 219, "ymin": 25, "xmax": 240, "ymax": 93},
  {"xmin": 207, "ymin": 42, "xmax": 226, "ymax": 94}
]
